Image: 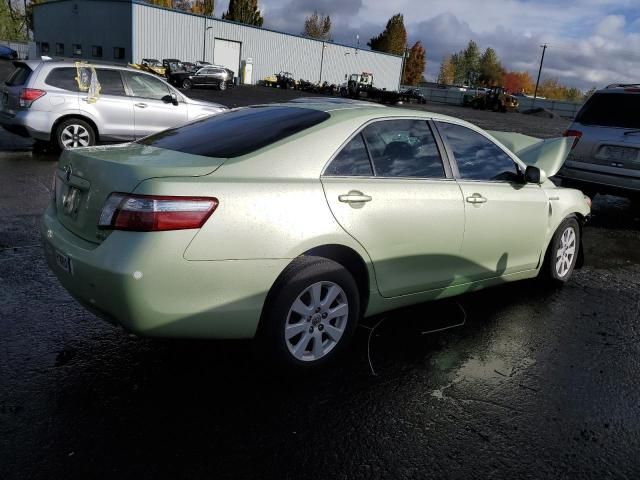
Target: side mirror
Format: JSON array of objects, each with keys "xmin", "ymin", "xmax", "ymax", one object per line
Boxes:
[
  {"xmin": 170, "ymin": 92, "xmax": 179, "ymax": 106},
  {"xmin": 525, "ymin": 165, "xmax": 547, "ymax": 184}
]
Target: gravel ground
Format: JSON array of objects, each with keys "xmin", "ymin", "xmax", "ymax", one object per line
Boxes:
[{"xmin": 1, "ymin": 62, "xmax": 640, "ymax": 480}]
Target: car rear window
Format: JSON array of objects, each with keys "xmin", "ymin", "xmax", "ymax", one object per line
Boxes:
[
  {"xmin": 137, "ymin": 106, "xmax": 331, "ymax": 158},
  {"xmin": 576, "ymin": 92, "xmax": 640, "ymax": 129},
  {"xmin": 5, "ymin": 64, "xmax": 32, "ymax": 86},
  {"xmin": 45, "ymin": 68, "xmax": 80, "ymax": 92}
]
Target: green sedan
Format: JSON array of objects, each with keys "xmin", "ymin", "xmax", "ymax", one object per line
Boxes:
[{"xmin": 42, "ymin": 103, "xmax": 591, "ymax": 368}]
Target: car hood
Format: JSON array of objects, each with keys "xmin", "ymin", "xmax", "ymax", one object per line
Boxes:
[
  {"xmin": 184, "ymin": 97, "xmax": 227, "ymax": 110},
  {"xmin": 488, "ymin": 130, "xmax": 573, "ymax": 177}
]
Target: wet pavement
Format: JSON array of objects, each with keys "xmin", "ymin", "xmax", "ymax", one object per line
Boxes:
[{"xmin": 1, "ymin": 90, "xmax": 640, "ymax": 479}]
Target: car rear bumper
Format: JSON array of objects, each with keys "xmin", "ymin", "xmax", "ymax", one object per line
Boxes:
[
  {"xmin": 557, "ymin": 161, "xmax": 640, "ymax": 194},
  {"xmin": 42, "ymin": 204, "xmax": 288, "ymax": 339},
  {"xmin": 0, "ymin": 109, "xmax": 53, "ymax": 141}
]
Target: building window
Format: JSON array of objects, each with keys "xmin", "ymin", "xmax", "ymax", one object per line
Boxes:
[
  {"xmin": 72, "ymin": 44, "xmax": 82, "ymax": 56},
  {"xmin": 92, "ymin": 45, "xmax": 102, "ymax": 58},
  {"xmin": 55, "ymin": 43, "xmax": 64, "ymax": 55},
  {"xmin": 113, "ymin": 47, "xmax": 125, "ymax": 60},
  {"xmin": 41, "ymin": 42, "xmax": 50, "ymax": 54}
]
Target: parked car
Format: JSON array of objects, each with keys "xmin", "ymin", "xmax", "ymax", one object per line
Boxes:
[
  {"xmin": 162, "ymin": 58, "xmax": 185, "ymax": 76},
  {"xmin": 0, "ymin": 60, "xmax": 226, "ymax": 149},
  {"xmin": 169, "ymin": 66, "xmax": 234, "ymax": 90},
  {"xmin": 556, "ymin": 84, "xmax": 640, "ymax": 199},
  {"xmin": 42, "ymin": 103, "xmax": 590, "ymax": 369},
  {"xmin": 0, "ymin": 45, "xmax": 18, "ymax": 60},
  {"xmin": 400, "ymin": 88, "xmax": 427, "ymax": 104}
]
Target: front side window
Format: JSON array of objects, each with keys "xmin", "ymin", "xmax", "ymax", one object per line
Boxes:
[
  {"xmin": 324, "ymin": 133, "xmax": 373, "ymax": 176},
  {"xmin": 123, "ymin": 71, "xmax": 170, "ymax": 100},
  {"xmin": 362, "ymin": 119, "xmax": 446, "ymax": 178},
  {"xmin": 438, "ymin": 122, "xmax": 520, "ymax": 182},
  {"xmin": 95, "ymin": 69, "xmax": 125, "ymax": 96}
]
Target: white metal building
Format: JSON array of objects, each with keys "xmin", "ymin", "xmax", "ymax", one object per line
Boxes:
[{"xmin": 33, "ymin": 0, "xmax": 403, "ymax": 90}]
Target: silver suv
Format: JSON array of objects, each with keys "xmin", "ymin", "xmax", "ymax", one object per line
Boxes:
[
  {"xmin": 0, "ymin": 60, "xmax": 227, "ymax": 149},
  {"xmin": 558, "ymin": 84, "xmax": 640, "ymax": 198}
]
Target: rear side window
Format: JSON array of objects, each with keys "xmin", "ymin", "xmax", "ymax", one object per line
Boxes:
[
  {"xmin": 576, "ymin": 92, "xmax": 640, "ymax": 129},
  {"xmin": 95, "ymin": 69, "xmax": 125, "ymax": 96},
  {"xmin": 137, "ymin": 106, "xmax": 330, "ymax": 158},
  {"xmin": 324, "ymin": 133, "xmax": 373, "ymax": 176},
  {"xmin": 45, "ymin": 68, "xmax": 79, "ymax": 91},
  {"xmin": 5, "ymin": 65, "xmax": 32, "ymax": 86}
]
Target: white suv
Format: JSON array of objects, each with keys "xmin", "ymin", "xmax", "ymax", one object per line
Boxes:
[{"xmin": 0, "ymin": 60, "xmax": 227, "ymax": 149}]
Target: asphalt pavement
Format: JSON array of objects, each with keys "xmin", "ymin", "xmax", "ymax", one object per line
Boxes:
[{"xmin": 1, "ymin": 82, "xmax": 640, "ymax": 480}]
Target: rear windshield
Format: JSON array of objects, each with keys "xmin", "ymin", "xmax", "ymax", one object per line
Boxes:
[
  {"xmin": 137, "ymin": 106, "xmax": 330, "ymax": 158},
  {"xmin": 5, "ymin": 64, "xmax": 32, "ymax": 86},
  {"xmin": 576, "ymin": 92, "xmax": 640, "ymax": 129}
]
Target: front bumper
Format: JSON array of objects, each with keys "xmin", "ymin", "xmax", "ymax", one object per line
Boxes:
[{"xmin": 42, "ymin": 204, "xmax": 288, "ymax": 339}]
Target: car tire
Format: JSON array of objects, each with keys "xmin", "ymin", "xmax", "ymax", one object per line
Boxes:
[
  {"xmin": 259, "ymin": 256, "xmax": 360, "ymax": 369},
  {"xmin": 182, "ymin": 79, "xmax": 192, "ymax": 89},
  {"xmin": 542, "ymin": 217, "xmax": 580, "ymax": 285},
  {"xmin": 55, "ymin": 118, "xmax": 96, "ymax": 150},
  {"xmin": 219, "ymin": 81, "xmax": 227, "ymax": 91}
]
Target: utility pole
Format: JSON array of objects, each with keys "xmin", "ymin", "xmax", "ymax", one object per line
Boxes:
[{"xmin": 533, "ymin": 44, "xmax": 548, "ymax": 107}]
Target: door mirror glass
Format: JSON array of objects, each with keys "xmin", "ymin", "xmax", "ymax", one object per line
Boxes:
[{"xmin": 170, "ymin": 91, "xmax": 179, "ymax": 105}]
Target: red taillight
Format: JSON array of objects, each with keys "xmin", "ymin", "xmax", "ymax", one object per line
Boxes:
[
  {"xmin": 98, "ymin": 193, "xmax": 218, "ymax": 232},
  {"xmin": 19, "ymin": 88, "xmax": 46, "ymax": 107},
  {"xmin": 562, "ymin": 129, "xmax": 582, "ymax": 150}
]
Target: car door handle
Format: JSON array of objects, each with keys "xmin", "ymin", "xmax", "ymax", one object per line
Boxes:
[
  {"xmin": 466, "ymin": 193, "xmax": 487, "ymax": 204},
  {"xmin": 135, "ymin": 103, "xmax": 148, "ymax": 108},
  {"xmin": 338, "ymin": 191, "xmax": 372, "ymax": 203}
]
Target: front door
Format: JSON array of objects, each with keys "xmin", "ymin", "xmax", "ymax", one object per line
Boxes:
[
  {"xmin": 321, "ymin": 119, "xmax": 465, "ymax": 298},
  {"xmin": 437, "ymin": 121, "xmax": 549, "ymax": 282},
  {"xmin": 122, "ymin": 71, "xmax": 188, "ymax": 138}
]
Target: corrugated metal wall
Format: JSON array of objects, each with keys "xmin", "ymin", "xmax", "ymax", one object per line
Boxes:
[{"xmin": 132, "ymin": 3, "xmax": 403, "ymax": 91}]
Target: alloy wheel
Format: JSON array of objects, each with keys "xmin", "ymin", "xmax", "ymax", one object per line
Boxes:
[
  {"xmin": 284, "ymin": 281, "xmax": 349, "ymax": 362},
  {"xmin": 555, "ymin": 227, "xmax": 576, "ymax": 277},
  {"xmin": 60, "ymin": 124, "xmax": 90, "ymax": 149}
]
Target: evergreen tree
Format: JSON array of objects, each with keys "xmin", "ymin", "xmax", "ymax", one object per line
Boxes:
[
  {"xmin": 368, "ymin": 14, "xmax": 407, "ymax": 56},
  {"xmin": 222, "ymin": 0, "xmax": 263, "ymax": 26},
  {"xmin": 478, "ymin": 47, "xmax": 504, "ymax": 86},
  {"xmin": 302, "ymin": 11, "xmax": 331, "ymax": 41},
  {"xmin": 403, "ymin": 41, "xmax": 426, "ymax": 86},
  {"xmin": 460, "ymin": 40, "xmax": 480, "ymax": 85}
]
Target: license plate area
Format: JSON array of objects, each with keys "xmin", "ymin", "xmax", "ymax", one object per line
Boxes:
[
  {"xmin": 55, "ymin": 250, "xmax": 73, "ymax": 275},
  {"xmin": 595, "ymin": 145, "xmax": 640, "ymax": 166}
]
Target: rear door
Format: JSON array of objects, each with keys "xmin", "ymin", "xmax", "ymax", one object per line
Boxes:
[
  {"xmin": 436, "ymin": 121, "xmax": 548, "ymax": 281},
  {"xmin": 80, "ymin": 68, "xmax": 134, "ymax": 141},
  {"xmin": 321, "ymin": 118, "xmax": 466, "ymax": 298},
  {"xmin": 122, "ymin": 70, "xmax": 188, "ymax": 138}
]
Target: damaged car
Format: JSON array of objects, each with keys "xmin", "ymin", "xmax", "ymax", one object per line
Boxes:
[{"xmin": 42, "ymin": 104, "xmax": 590, "ymax": 369}]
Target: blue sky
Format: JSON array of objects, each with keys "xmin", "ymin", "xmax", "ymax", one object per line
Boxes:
[{"xmin": 215, "ymin": 0, "xmax": 640, "ymax": 90}]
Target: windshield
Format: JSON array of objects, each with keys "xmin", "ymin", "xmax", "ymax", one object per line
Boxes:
[
  {"xmin": 575, "ymin": 92, "xmax": 640, "ymax": 129},
  {"xmin": 137, "ymin": 106, "xmax": 330, "ymax": 158}
]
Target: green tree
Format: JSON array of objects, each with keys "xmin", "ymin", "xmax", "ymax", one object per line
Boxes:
[
  {"xmin": 1, "ymin": 0, "xmax": 27, "ymax": 41},
  {"xmin": 460, "ymin": 40, "xmax": 480, "ymax": 85},
  {"xmin": 147, "ymin": 0, "xmax": 172, "ymax": 7},
  {"xmin": 478, "ymin": 47, "xmax": 504, "ymax": 86},
  {"xmin": 222, "ymin": 0, "xmax": 263, "ymax": 26},
  {"xmin": 402, "ymin": 41, "xmax": 425, "ymax": 86},
  {"xmin": 302, "ymin": 11, "xmax": 331, "ymax": 41},
  {"xmin": 368, "ymin": 13, "xmax": 407, "ymax": 56},
  {"xmin": 437, "ymin": 55, "xmax": 455, "ymax": 85}
]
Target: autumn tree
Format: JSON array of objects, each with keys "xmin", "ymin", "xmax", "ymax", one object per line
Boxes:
[
  {"xmin": 302, "ymin": 11, "xmax": 331, "ymax": 41},
  {"xmin": 437, "ymin": 55, "xmax": 456, "ymax": 85},
  {"xmin": 147, "ymin": 0, "xmax": 172, "ymax": 7},
  {"xmin": 478, "ymin": 47, "xmax": 504, "ymax": 86},
  {"xmin": 402, "ymin": 41, "xmax": 425, "ymax": 85},
  {"xmin": 189, "ymin": 0, "xmax": 214, "ymax": 15},
  {"xmin": 502, "ymin": 71, "xmax": 534, "ymax": 94},
  {"xmin": 368, "ymin": 13, "xmax": 407, "ymax": 56},
  {"xmin": 222, "ymin": 0, "xmax": 263, "ymax": 26}
]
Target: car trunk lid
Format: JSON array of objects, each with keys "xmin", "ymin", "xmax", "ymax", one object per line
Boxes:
[
  {"xmin": 1, "ymin": 61, "xmax": 35, "ymax": 116},
  {"xmin": 54, "ymin": 143, "xmax": 226, "ymax": 243}
]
